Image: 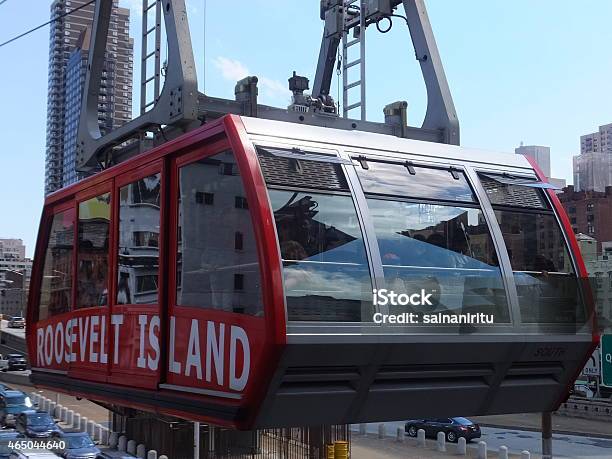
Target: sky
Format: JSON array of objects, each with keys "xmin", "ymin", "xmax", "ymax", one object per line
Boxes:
[{"xmin": 2, "ymin": 0, "xmax": 612, "ymax": 257}]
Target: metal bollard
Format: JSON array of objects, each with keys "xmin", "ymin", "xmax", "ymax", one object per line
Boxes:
[
  {"xmin": 109, "ymin": 432, "xmax": 119, "ymax": 449},
  {"xmin": 66, "ymin": 410, "xmax": 74, "ymax": 427},
  {"xmin": 396, "ymin": 427, "xmax": 403, "ymax": 443},
  {"xmin": 49, "ymin": 401, "xmax": 56, "ymax": 415},
  {"xmin": 378, "ymin": 423, "xmax": 385, "ymax": 439},
  {"xmin": 436, "ymin": 431, "xmax": 446, "ymax": 452},
  {"xmin": 159, "ymin": 456, "xmax": 168, "ymax": 459},
  {"xmin": 521, "ymin": 451, "xmax": 531, "ymax": 459},
  {"xmin": 80, "ymin": 416, "xmax": 88, "ymax": 433},
  {"xmin": 477, "ymin": 440, "xmax": 488, "ymax": 459},
  {"xmin": 127, "ymin": 440, "xmax": 136, "ymax": 455},
  {"xmin": 358, "ymin": 423, "xmax": 366, "ymax": 435},
  {"xmin": 60, "ymin": 407, "xmax": 68, "ymax": 422},
  {"xmin": 499, "ymin": 445, "xmax": 508, "ymax": 459},
  {"xmin": 417, "ymin": 429, "xmax": 426, "ymax": 447},
  {"xmin": 73, "ymin": 413, "xmax": 81, "ymax": 431},
  {"xmin": 457, "ymin": 436, "xmax": 467, "ymax": 455},
  {"xmin": 136, "ymin": 444, "xmax": 146, "ymax": 458},
  {"xmin": 87, "ymin": 420, "xmax": 95, "ymax": 437},
  {"xmin": 147, "ymin": 451, "xmax": 158, "ymax": 459},
  {"xmin": 118, "ymin": 435, "xmax": 127, "ymax": 452},
  {"xmin": 100, "ymin": 428, "xmax": 110, "ymax": 446},
  {"xmin": 54, "ymin": 404, "xmax": 62, "ymax": 419}
]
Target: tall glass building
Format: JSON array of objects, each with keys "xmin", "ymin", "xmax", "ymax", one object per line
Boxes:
[{"xmin": 45, "ymin": 0, "xmax": 133, "ymax": 194}]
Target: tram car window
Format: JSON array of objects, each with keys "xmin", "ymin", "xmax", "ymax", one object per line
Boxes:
[
  {"xmin": 356, "ymin": 160, "xmax": 510, "ymax": 323},
  {"xmin": 479, "ymin": 174, "xmax": 586, "ymax": 324}
]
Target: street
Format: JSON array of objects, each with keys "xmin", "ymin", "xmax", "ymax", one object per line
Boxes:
[{"xmin": 356, "ymin": 421, "xmax": 612, "ymax": 458}]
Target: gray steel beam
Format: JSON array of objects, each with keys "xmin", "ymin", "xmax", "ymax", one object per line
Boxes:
[
  {"xmin": 76, "ymin": 0, "xmax": 198, "ymax": 172},
  {"xmin": 403, "ymin": 0, "xmax": 459, "ymax": 144}
]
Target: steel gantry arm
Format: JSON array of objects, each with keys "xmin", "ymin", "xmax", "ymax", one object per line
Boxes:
[
  {"xmin": 75, "ymin": 0, "xmax": 458, "ymax": 175},
  {"xmin": 312, "ymin": 0, "xmax": 459, "ymax": 144},
  {"xmin": 76, "ymin": 0, "xmax": 198, "ymax": 172}
]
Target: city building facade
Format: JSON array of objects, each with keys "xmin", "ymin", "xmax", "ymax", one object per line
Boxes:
[
  {"xmin": 45, "ymin": 0, "xmax": 133, "ymax": 194},
  {"xmin": 558, "ymin": 185, "xmax": 612, "ymax": 253},
  {"xmin": 0, "ymin": 239, "xmax": 25, "ymax": 260}
]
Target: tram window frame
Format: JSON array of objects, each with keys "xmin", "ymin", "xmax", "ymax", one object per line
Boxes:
[
  {"xmin": 114, "ymin": 161, "xmax": 163, "ymax": 307},
  {"xmin": 75, "ymin": 183, "xmax": 113, "ymax": 310},
  {"xmin": 477, "ymin": 172, "xmax": 586, "ymax": 325},
  {"xmin": 256, "ymin": 147, "xmax": 375, "ymax": 323},
  {"xmin": 356, "ymin": 158, "xmax": 511, "ymax": 325},
  {"xmin": 35, "ymin": 204, "xmax": 76, "ymax": 322},
  {"xmin": 172, "ymin": 144, "xmax": 265, "ymax": 317}
]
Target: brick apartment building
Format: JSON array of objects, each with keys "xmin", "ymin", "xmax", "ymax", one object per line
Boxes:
[{"xmin": 558, "ymin": 185, "xmax": 612, "ymax": 253}]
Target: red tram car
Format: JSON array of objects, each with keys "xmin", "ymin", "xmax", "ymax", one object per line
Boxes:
[{"xmin": 27, "ymin": 115, "xmax": 597, "ymax": 429}]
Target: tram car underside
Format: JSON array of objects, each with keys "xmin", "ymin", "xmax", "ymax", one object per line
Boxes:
[{"xmin": 28, "ymin": 116, "xmax": 597, "ymax": 429}]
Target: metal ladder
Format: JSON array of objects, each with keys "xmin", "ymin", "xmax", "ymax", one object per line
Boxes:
[
  {"xmin": 140, "ymin": 0, "xmax": 162, "ymax": 115},
  {"xmin": 342, "ymin": 0, "xmax": 366, "ymax": 120}
]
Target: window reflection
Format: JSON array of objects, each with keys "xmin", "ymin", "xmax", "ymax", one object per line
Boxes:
[
  {"xmin": 77, "ymin": 193, "xmax": 110, "ymax": 308},
  {"xmin": 357, "ymin": 161, "xmax": 475, "ymax": 202},
  {"xmin": 495, "ymin": 210, "xmax": 585, "ymax": 324},
  {"xmin": 367, "ymin": 199, "xmax": 509, "ymax": 322},
  {"xmin": 117, "ymin": 174, "xmax": 161, "ymax": 305},
  {"xmin": 39, "ymin": 210, "xmax": 74, "ymax": 320},
  {"xmin": 269, "ymin": 190, "xmax": 373, "ymax": 322},
  {"xmin": 176, "ymin": 151, "xmax": 263, "ymax": 316}
]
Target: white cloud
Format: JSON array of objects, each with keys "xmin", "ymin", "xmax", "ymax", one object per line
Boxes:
[
  {"xmin": 212, "ymin": 56, "xmax": 291, "ymax": 104},
  {"xmin": 212, "ymin": 56, "xmax": 250, "ymax": 82}
]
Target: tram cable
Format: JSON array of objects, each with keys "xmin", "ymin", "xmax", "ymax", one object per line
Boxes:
[{"xmin": 0, "ymin": 0, "xmax": 95, "ymax": 49}]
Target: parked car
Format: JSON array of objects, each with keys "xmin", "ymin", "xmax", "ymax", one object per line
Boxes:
[
  {"xmin": 9, "ymin": 450, "xmax": 61, "ymax": 458},
  {"xmin": 0, "ymin": 431, "xmax": 25, "ymax": 459},
  {"xmin": 15, "ymin": 412, "xmax": 62, "ymax": 439},
  {"xmin": 0, "ymin": 391, "xmax": 33, "ymax": 427},
  {"xmin": 405, "ymin": 417, "xmax": 481, "ymax": 443},
  {"xmin": 0, "ymin": 384, "xmax": 12, "ymax": 395},
  {"xmin": 5, "ymin": 356, "xmax": 26, "ymax": 372},
  {"xmin": 7, "ymin": 318, "xmax": 24, "ymax": 330},
  {"xmin": 52, "ymin": 432, "xmax": 100, "ymax": 459}
]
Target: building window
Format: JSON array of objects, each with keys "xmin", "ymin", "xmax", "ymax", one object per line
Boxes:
[
  {"xmin": 568, "ymin": 206, "xmax": 576, "ymax": 214},
  {"xmin": 587, "ymin": 203, "xmax": 594, "ymax": 211},
  {"xmin": 195, "ymin": 191, "xmax": 214, "ymax": 205},
  {"xmin": 235, "ymin": 196, "xmax": 248, "ymax": 209},
  {"xmin": 235, "ymin": 232, "xmax": 243, "ymax": 251}
]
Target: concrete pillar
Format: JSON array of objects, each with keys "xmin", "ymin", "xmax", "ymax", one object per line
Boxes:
[
  {"xmin": 147, "ymin": 451, "xmax": 158, "ymax": 459},
  {"xmin": 137, "ymin": 444, "xmax": 146, "ymax": 458},
  {"xmin": 127, "ymin": 440, "xmax": 136, "ymax": 455},
  {"xmin": 80, "ymin": 416, "xmax": 88, "ymax": 432},
  {"xmin": 87, "ymin": 420, "xmax": 95, "ymax": 437},
  {"xmin": 73, "ymin": 413, "xmax": 81, "ymax": 431},
  {"xmin": 417, "ymin": 429, "xmax": 426, "ymax": 447},
  {"xmin": 93, "ymin": 424, "xmax": 101, "ymax": 442},
  {"xmin": 60, "ymin": 407, "xmax": 68, "ymax": 422},
  {"xmin": 359, "ymin": 424, "xmax": 366, "ymax": 435},
  {"xmin": 477, "ymin": 440, "xmax": 488, "ymax": 459},
  {"xmin": 159, "ymin": 456, "xmax": 168, "ymax": 459},
  {"xmin": 377, "ymin": 423, "xmax": 385, "ymax": 439},
  {"xmin": 521, "ymin": 452, "xmax": 531, "ymax": 459},
  {"xmin": 395, "ymin": 427, "xmax": 403, "ymax": 442},
  {"xmin": 436, "ymin": 431, "xmax": 446, "ymax": 452},
  {"xmin": 457, "ymin": 436, "xmax": 467, "ymax": 455},
  {"xmin": 118, "ymin": 435, "xmax": 127, "ymax": 452},
  {"xmin": 49, "ymin": 401, "xmax": 56, "ymax": 415},
  {"xmin": 499, "ymin": 445, "xmax": 508, "ymax": 459},
  {"xmin": 109, "ymin": 432, "xmax": 119, "ymax": 449},
  {"xmin": 100, "ymin": 428, "xmax": 110, "ymax": 446},
  {"xmin": 66, "ymin": 410, "xmax": 74, "ymax": 427}
]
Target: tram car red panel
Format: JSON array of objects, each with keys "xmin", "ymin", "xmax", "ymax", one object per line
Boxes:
[{"xmin": 27, "ymin": 115, "xmax": 597, "ymax": 429}]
